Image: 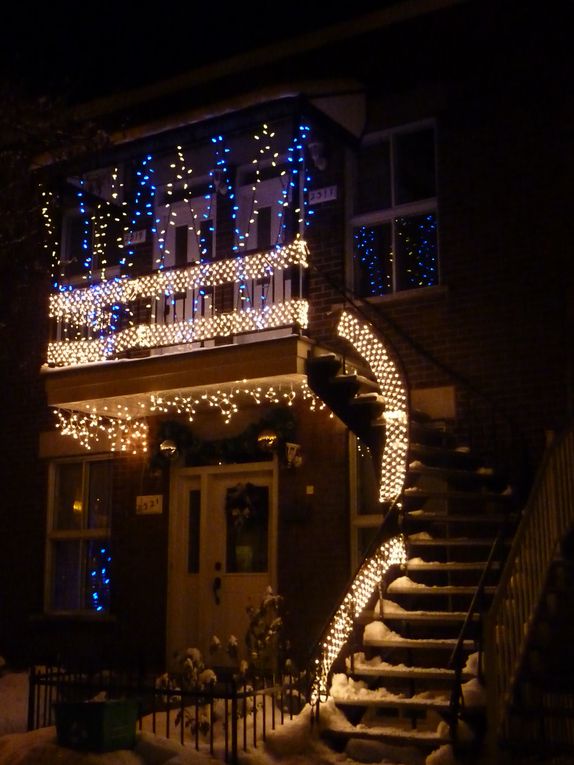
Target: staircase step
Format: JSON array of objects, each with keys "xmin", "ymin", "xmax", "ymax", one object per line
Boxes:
[
  {"xmin": 348, "ymin": 662, "xmax": 474, "ymax": 682},
  {"xmin": 364, "ymin": 635, "xmax": 475, "ymax": 650},
  {"xmin": 405, "ymin": 560, "xmax": 497, "ymax": 572},
  {"xmin": 406, "ymin": 510, "xmax": 509, "ymax": 524},
  {"xmin": 333, "ymin": 694, "xmax": 452, "ymax": 713},
  {"xmin": 407, "ymin": 463, "xmax": 504, "ymax": 490},
  {"xmin": 363, "ymin": 609, "xmax": 476, "ymax": 624},
  {"xmin": 404, "ymin": 487, "xmax": 514, "ymax": 502},
  {"xmin": 322, "ymin": 724, "xmax": 452, "ymax": 749},
  {"xmin": 407, "ymin": 535, "xmax": 497, "ymax": 547},
  {"xmin": 387, "ymin": 578, "xmax": 495, "ymax": 596},
  {"xmin": 409, "ymin": 443, "xmax": 480, "ymax": 470}
]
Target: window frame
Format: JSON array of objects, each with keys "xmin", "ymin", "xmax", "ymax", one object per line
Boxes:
[
  {"xmin": 350, "ymin": 119, "xmax": 439, "ymax": 297},
  {"xmin": 44, "ymin": 456, "xmax": 113, "ymax": 616}
]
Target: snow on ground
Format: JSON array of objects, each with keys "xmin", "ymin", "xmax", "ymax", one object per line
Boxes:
[
  {"xmin": 0, "ymin": 670, "xmax": 478, "ymax": 765},
  {"xmin": 0, "ymin": 673, "xmax": 28, "ymax": 735}
]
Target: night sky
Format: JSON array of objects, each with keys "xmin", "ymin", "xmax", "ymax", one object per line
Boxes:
[{"xmin": 1, "ymin": 2, "xmax": 386, "ymax": 104}]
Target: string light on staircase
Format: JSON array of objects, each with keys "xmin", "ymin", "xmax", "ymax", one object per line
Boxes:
[
  {"xmin": 312, "ymin": 535, "xmax": 407, "ymax": 702},
  {"xmin": 337, "ymin": 311, "xmax": 409, "ymax": 504}
]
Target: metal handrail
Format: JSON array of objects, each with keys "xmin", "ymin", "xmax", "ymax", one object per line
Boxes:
[
  {"xmin": 484, "ymin": 424, "xmax": 574, "ymax": 754},
  {"xmin": 447, "ymin": 518, "xmax": 514, "ymax": 741}
]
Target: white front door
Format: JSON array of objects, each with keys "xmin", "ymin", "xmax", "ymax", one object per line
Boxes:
[{"xmin": 166, "ymin": 463, "xmax": 277, "ymax": 667}]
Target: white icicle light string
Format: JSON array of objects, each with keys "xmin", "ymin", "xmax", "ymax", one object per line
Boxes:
[
  {"xmin": 54, "ymin": 408, "xmax": 149, "ymax": 455},
  {"xmin": 53, "ymin": 379, "xmax": 327, "ymax": 453}
]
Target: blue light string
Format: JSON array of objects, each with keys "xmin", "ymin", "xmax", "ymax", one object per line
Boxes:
[{"xmin": 89, "ymin": 544, "xmax": 112, "ymax": 613}]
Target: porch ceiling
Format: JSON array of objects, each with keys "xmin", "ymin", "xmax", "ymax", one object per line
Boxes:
[{"xmin": 43, "ymin": 335, "xmax": 318, "ymax": 417}]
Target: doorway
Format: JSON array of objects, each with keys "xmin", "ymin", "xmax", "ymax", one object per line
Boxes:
[{"xmin": 166, "ymin": 462, "xmax": 277, "ymax": 667}]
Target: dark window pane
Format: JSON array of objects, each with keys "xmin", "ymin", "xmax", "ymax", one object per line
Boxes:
[
  {"xmin": 175, "ymin": 225, "xmax": 188, "ymax": 267},
  {"xmin": 353, "ymin": 223, "xmax": 393, "ymax": 297},
  {"xmin": 356, "ymin": 141, "xmax": 391, "ymax": 214},
  {"xmin": 188, "ymin": 490, "xmax": 201, "ymax": 574},
  {"xmin": 54, "ymin": 463, "xmax": 83, "ymax": 530},
  {"xmin": 257, "ymin": 206, "xmax": 272, "ymax": 250},
  {"xmin": 225, "ymin": 483, "xmax": 269, "ymax": 573},
  {"xmin": 395, "ymin": 213, "xmax": 438, "ymax": 291},
  {"xmin": 85, "ymin": 541, "xmax": 112, "ymax": 612},
  {"xmin": 357, "ymin": 527, "xmax": 380, "ymax": 560},
  {"xmin": 394, "ymin": 128, "xmax": 436, "ymax": 205},
  {"xmin": 88, "ymin": 461, "xmax": 112, "ymax": 529},
  {"xmin": 63, "ymin": 214, "xmax": 91, "ymax": 276},
  {"xmin": 52, "ymin": 541, "xmax": 82, "ymax": 610},
  {"xmin": 199, "ymin": 219, "xmax": 213, "ymax": 261},
  {"xmin": 356, "ymin": 446, "xmax": 385, "ymax": 515}
]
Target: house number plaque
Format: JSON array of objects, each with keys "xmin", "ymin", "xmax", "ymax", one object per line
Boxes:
[{"xmin": 136, "ymin": 494, "xmax": 163, "ymax": 515}]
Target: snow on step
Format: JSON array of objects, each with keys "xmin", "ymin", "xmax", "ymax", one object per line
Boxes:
[
  {"xmin": 407, "ymin": 509, "xmax": 507, "ymax": 523},
  {"xmin": 331, "ymin": 674, "xmax": 486, "ymax": 712},
  {"xmin": 404, "ymin": 486, "xmax": 513, "ymax": 500},
  {"xmin": 363, "ymin": 620, "xmax": 474, "ymax": 649},
  {"xmin": 347, "ymin": 652, "xmax": 476, "ymax": 681},
  {"xmin": 387, "ymin": 575, "xmax": 494, "ymax": 596},
  {"xmin": 405, "ymin": 557, "xmax": 496, "ymax": 571},
  {"xmin": 408, "ymin": 532, "xmax": 494, "ymax": 546},
  {"xmin": 331, "ymin": 674, "xmax": 451, "ymax": 711},
  {"xmin": 364, "ymin": 599, "xmax": 475, "ymax": 623}
]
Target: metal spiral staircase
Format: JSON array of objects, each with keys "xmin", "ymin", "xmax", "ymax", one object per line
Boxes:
[{"xmin": 306, "ymin": 350, "xmax": 519, "ymax": 764}]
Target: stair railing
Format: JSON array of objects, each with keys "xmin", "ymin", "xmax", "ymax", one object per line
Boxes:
[
  {"xmin": 447, "ymin": 518, "xmax": 514, "ymax": 743},
  {"xmin": 484, "ymin": 424, "xmax": 574, "ymax": 755}
]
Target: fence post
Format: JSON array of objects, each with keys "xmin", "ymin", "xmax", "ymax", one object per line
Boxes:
[{"xmin": 230, "ymin": 679, "xmax": 238, "ymax": 765}]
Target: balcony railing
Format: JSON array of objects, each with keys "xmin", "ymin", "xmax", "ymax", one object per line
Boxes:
[{"xmin": 47, "ymin": 240, "xmax": 309, "ymax": 368}]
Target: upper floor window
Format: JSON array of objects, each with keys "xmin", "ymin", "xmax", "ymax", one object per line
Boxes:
[
  {"xmin": 46, "ymin": 458, "xmax": 112, "ymax": 614},
  {"xmin": 155, "ymin": 191, "xmax": 215, "ymax": 268},
  {"xmin": 352, "ymin": 123, "xmax": 438, "ymax": 297},
  {"xmin": 60, "ymin": 168, "xmax": 126, "ymax": 280}
]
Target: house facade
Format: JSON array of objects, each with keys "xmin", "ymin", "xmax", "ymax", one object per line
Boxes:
[{"xmin": 1, "ymin": 0, "xmax": 572, "ymax": 694}]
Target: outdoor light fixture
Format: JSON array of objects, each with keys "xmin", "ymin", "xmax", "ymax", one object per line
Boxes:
[
  {"xmin": 257, "ymin": 429, "xmax": 279, "ymax": 452},
  {"xmin": 159, "ymin": 439, "xmax": 179, "ymax": 460}
]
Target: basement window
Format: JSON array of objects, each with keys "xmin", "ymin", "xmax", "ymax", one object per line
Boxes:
[
  {"xmin": 45, "ymin": 458, "xmax": 113, "ymax": 614},
  {"xmin": 352, "ymin": 122, "xmax": 438, "ymax": 297}
]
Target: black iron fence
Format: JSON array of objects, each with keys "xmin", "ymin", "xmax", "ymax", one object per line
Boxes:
[{"xmin": 28, "ymin": 664, "xmax": 306, "ymax": 763}]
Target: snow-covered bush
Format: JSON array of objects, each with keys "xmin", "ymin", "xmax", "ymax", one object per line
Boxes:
[{"xmin": 245, "ymin": 587, "xmax": 289, "ymax": 677}]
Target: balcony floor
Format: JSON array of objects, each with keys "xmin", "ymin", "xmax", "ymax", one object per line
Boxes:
[{"xmin": 43, "ymin": 334, "xmax": 319, "ymax": 417}]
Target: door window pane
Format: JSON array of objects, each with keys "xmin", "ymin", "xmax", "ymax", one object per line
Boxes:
[
  {"xmin": 188, "ymin": 490, "xmax": 201, "ymax": 574},
  {"xmin": 225, "ymin": 483, "xmax": 269, "ymax": 573}
]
